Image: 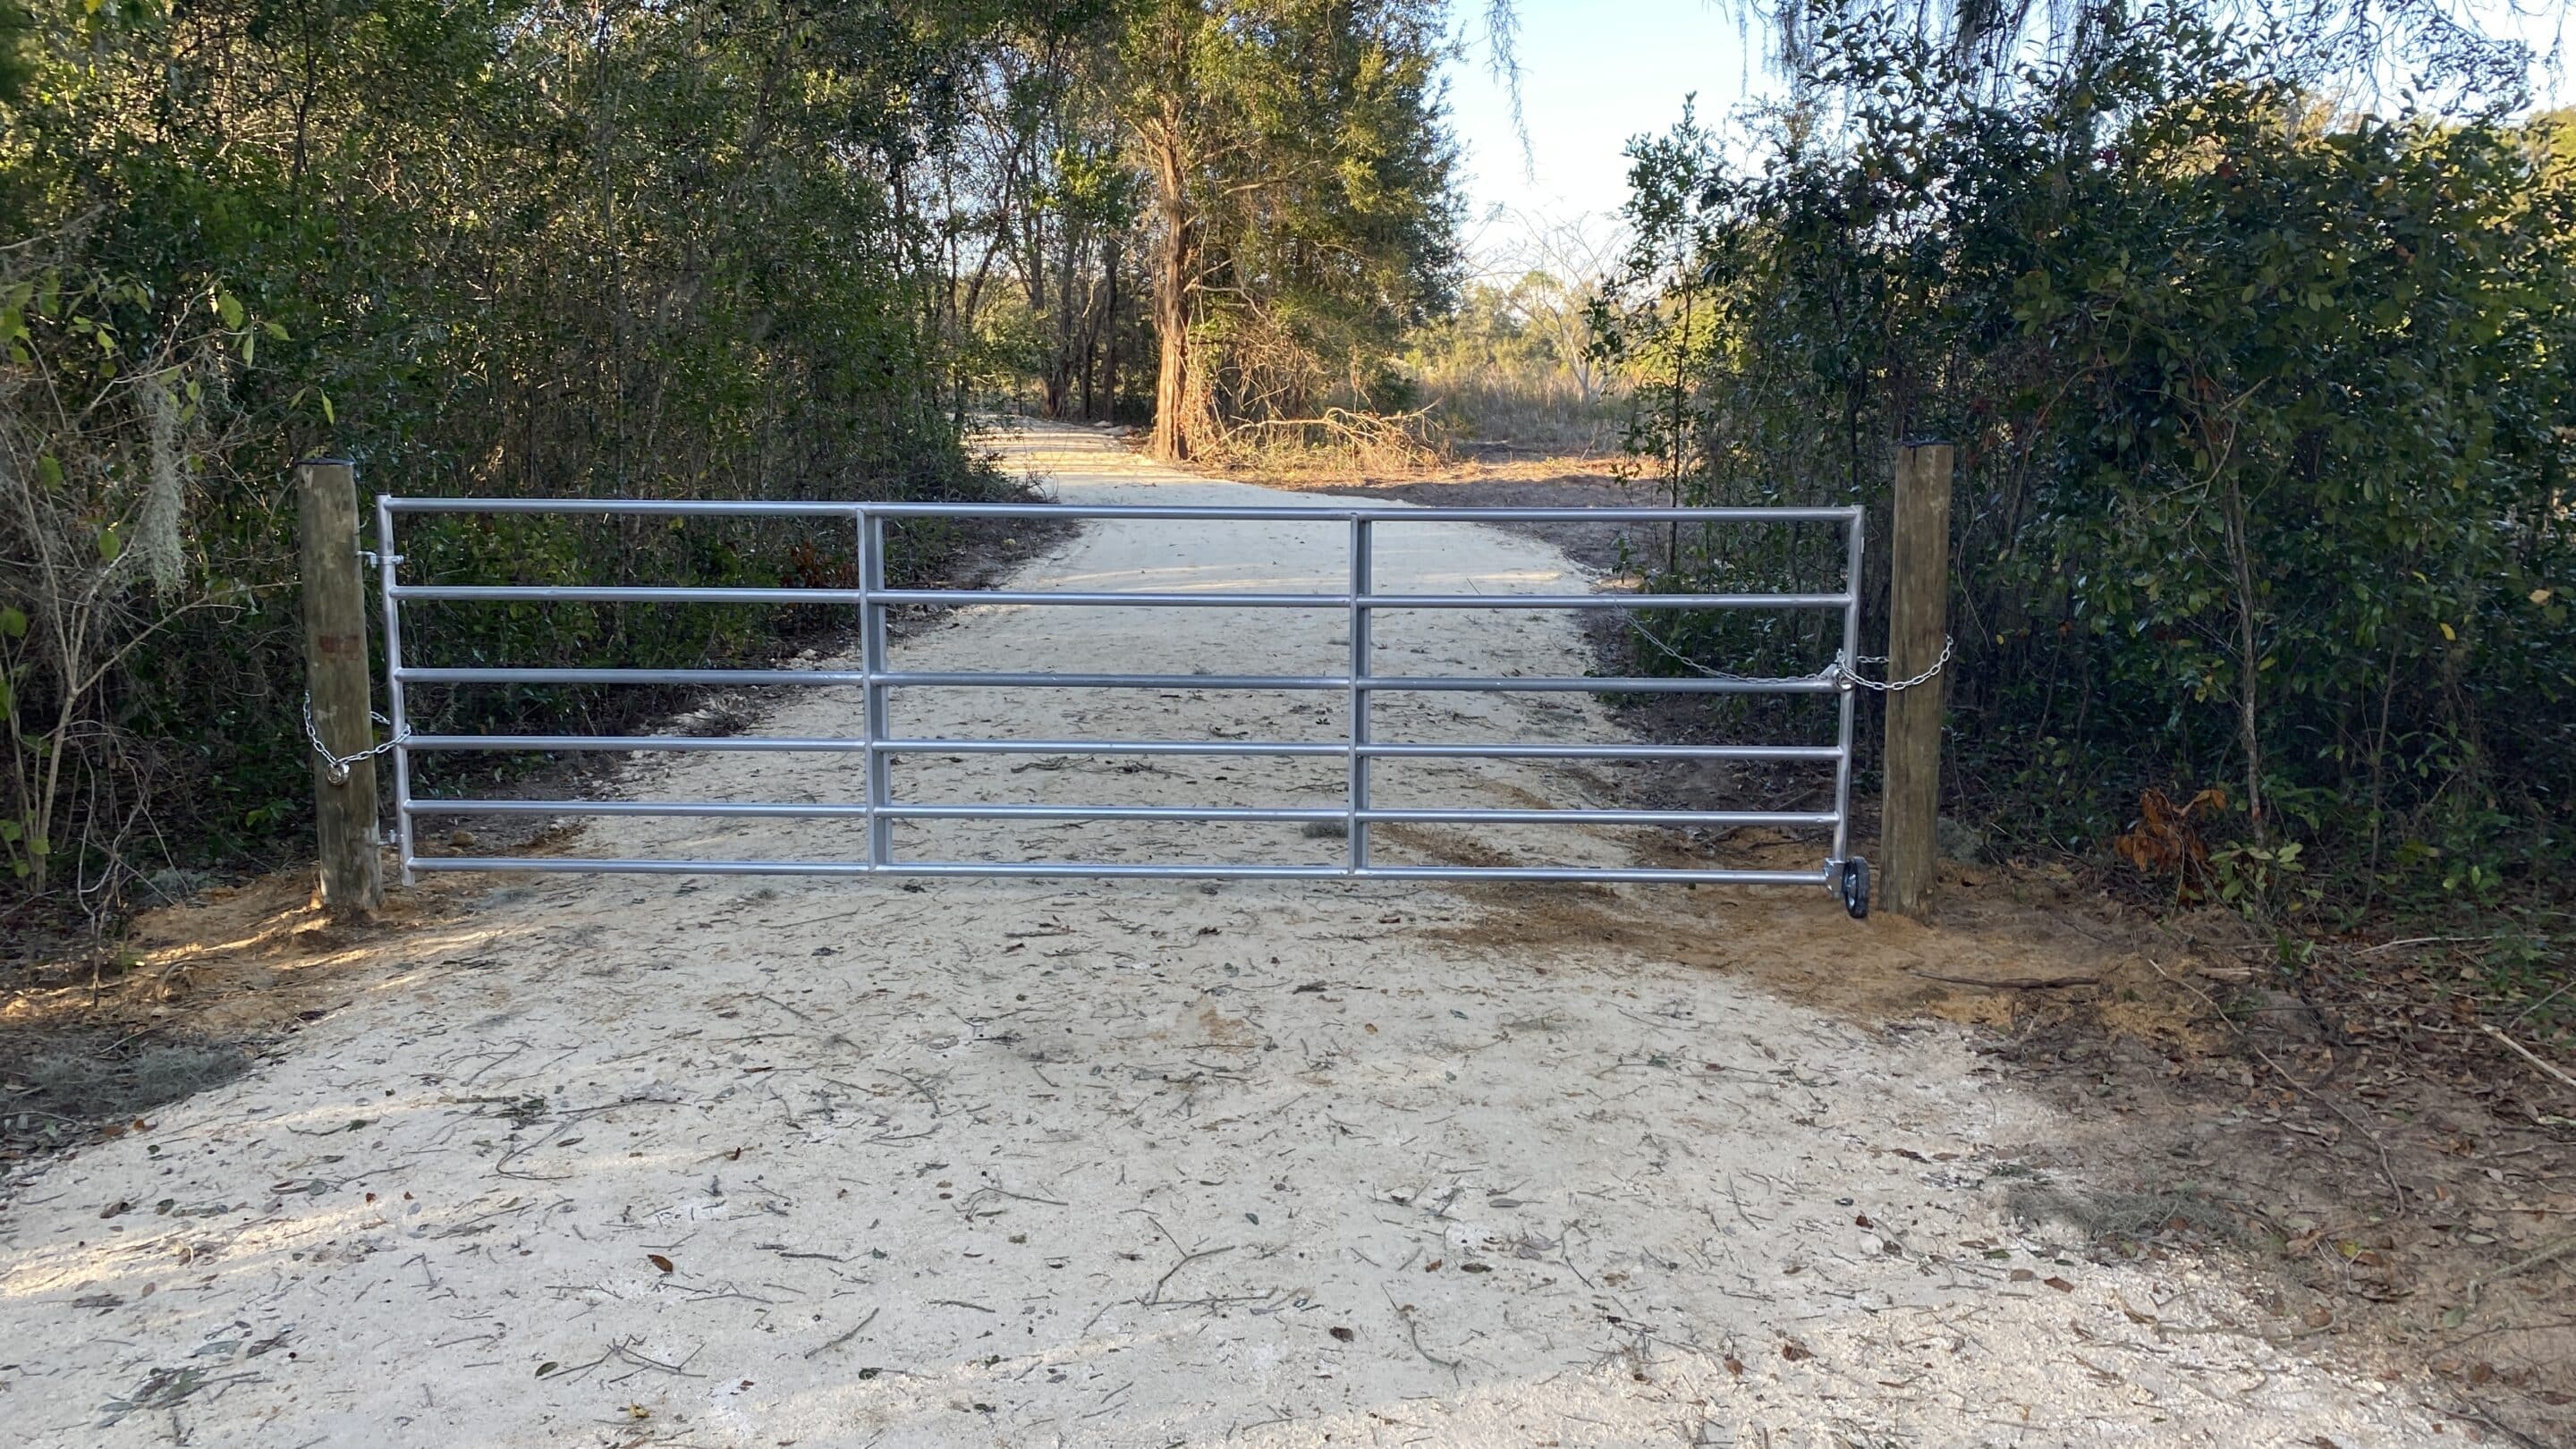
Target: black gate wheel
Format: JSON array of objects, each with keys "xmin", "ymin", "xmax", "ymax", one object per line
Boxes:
[{"xmin": 1840, "ymin": 857, "xmax": 1871, "ymax": 919}]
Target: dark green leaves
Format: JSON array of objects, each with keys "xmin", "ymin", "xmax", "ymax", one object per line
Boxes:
[{"xmin": 1600, "ymin": 4, "xmax": 2576, "ymax": 901}]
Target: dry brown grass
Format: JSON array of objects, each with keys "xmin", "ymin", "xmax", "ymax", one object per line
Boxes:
[
  {"xmin": 1158, "ymin": 367, "xmax": 1627, "ymax": 485},
  {"xmin": 1421, "ymin": 368, "xmax": 1623, "ymax": 458}
]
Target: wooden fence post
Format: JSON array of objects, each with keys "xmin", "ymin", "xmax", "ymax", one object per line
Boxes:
[
  {"xmin": 1883, "ymin": 439, "xmax": 1954, "ymax": 919},
  {"xmin": 297, "ymin": 458, "xmax": 384, "ymax": 917}
]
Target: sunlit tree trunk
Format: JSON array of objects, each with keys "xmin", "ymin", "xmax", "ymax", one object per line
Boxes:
[
  {"xmin": 1099, "ymin": 232, "xmax": 1122, "ymax": 421},
  {"xmin": 1145, "ymin": 116, "xmax": 1198, "ymax": 461}
]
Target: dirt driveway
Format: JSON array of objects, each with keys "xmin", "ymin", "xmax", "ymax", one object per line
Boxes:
[{"xmin": 0, "ymin": 425, "xmax": 2443, "ymax": 1446}]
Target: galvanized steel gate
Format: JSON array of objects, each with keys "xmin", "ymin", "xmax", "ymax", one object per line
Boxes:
[{"xmin": 372, "ymin": 497, "xmax": 1876, "ymax": 915}]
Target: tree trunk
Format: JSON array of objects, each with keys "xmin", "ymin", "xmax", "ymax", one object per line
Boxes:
[
  {"xmin": 1147, "ymin": 123, "xmax": 1196, "ymax": 462},
  {"xmin": 1080, "ymin": 274, "xmax": 1100, "ymax": 421},
  {"xmin": 1045, "ymin": 216, "xmax": 1078, "ymax": 419},
  {"xmin": 2219, "ymin": 470, "xmax": 2267, "ymax": 842},
  {"xmin": 1098, "ymin": 232, "xmax": 1121, "ymax": 421}
]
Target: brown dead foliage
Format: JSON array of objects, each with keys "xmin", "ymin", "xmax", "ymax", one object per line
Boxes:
[{"xmin": 2114, "ymin": 786, "xmax": 2229, "ymax": 901}]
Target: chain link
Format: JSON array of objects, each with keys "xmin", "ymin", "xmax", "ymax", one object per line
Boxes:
[
  {"xmin": 1837, "ymin": 634, "xmax": 1954, "ymax": 693},
  {"xmin": 303, "ymin": 692, "xmax": 403, "ymax": 785},
  {"xmin": 1623, "ymin": 614, "xmax": 1840, "ymax": 686},
  {"xmin": 1625, "ymin": 614, "xmax": 1953, "ymax": 694}
]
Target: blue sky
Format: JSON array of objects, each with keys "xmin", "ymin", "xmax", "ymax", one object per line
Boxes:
[
  {"xmin": 1443, "ymin": 0, "xmax": 1775, "ymax": 255},
  {"xmin": 1440, "ymin": 0, "xmax": 2572, "ymax": 267}
]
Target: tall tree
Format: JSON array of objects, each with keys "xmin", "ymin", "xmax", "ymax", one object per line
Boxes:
[{"xmin": 1111, "ymin": 0, "xmax": 1461, "ymax": 461}]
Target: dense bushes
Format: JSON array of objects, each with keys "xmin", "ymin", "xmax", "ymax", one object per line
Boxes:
[
  {"xmin": 0, "ymin": 1, "xmax": 1016, "ymax": 911},
  {"xmin": 1599, "ymin": 4, "xmax": 2575, "ymax": 914}
]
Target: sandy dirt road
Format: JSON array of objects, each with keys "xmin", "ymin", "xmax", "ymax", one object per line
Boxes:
[{"xmin": 0, "ymin": 425, "xmax": 2440, "ymax": 1446}]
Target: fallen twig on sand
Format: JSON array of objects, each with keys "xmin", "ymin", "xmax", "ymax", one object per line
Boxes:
[
  {"xmin": 540, "ymin": 1336, "xmax": 702, "ymax": 1385},
  {"xmin": 606, "ymin": 1339, "xmax": 702, "ymax": 1384},
  {"xmin": 805, "ymin": 1307, "xmax": 878, "ymax": 1359},
  {"xmin": 492, "ymin": 1092, "xmax": 682, "ymax": 1182},
  {"xmin": 1145, "ymin": 1244, "xmax": 1237, "ymax": 1305},
  {"xmin": 1385, "ymin": 1292, "xmax": 1462, "ymax": 1374},
  {"xmin": 2467, "ymin": 1234, "xmax": 2576, "ymax": 1306},
  {"xmin": 96, "ymin": 1367, "xmax": 263, "ymax": 1426},
  {"xmin": 955, "ymin": 1183, "xmax": 1070, "ymax": 1216},
  {"xmin": 2479, "ymin": 1024, "xmax": 2576, "ymax": 1096},
  {"xmin": 2352, "ymin": 935, "xmax": 2507, "ymax": 957},
  {"xmin": 2442, "ymin": 1400, "xmax": 2555, "ymax": 1449}
]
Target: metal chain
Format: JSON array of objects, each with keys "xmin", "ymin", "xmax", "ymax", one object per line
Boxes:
[
  {"xmin": 1837, "ymin": 634, "xmax": 1954, "ymax": 693},
  {"xmin": 1623, "ymin": 614, "xmax": 1838, "ymax": 686},
  {"xmin": 1624, "ymin": 614, "xmax": 1953, "ymax": 693},
  {"xmin": 302, "ymin": 692, "xmax": 403, "ymax": 785}
]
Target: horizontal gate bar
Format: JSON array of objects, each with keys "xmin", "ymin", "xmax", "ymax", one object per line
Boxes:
[
  {"xmin": 388, "ymin": 498, "xmax": 865, "ymax": 517},
  {"xmin": 411, "ymin": 799, "xmax": 869, "ymax": 818},
  {"xmin": 400, "ymin": 734, "xmax": 1343, "ymax": 756},
  {"xmin": 390, "ymin": 583, "xmax": 1847, "ymax": 610},
  {"xmin": 407, "ymin": 798, "xmax": 1836, "ymax": 827},
  {"xmin": 412, "ymin": 800, "xmax": 1340, "ymax": 823},
  {"xmin": 397, "ymin": 734, "xmax": 1842, "ymax": 761},
  {"xmin": 402, "ymin": 856, "xmax": 1836, "ymax": 886},
  {"xmin": 401, "ymin": 666, "xmax": 864, "ymax": 686},
  {"xmin": 384, "ymin": 496, "xmax": 1863, "ymax": 525},
  {"xmin": 1348, "ymin": 507, "xmax": 1857, "ymax": 525},
  {"xmin": 1366, "ymin": 865, "xmax": 1831, "ymax": 885},
  {"xmin": 1367, "ymin": 807, "xmax": 1835, "ymax": 826},
  {"xmin": 407, "ymin": 733, "xmax": 869, "ymax": 753},
  {"xmin": 1364, "ymin": 593, "xmax": 1848, "ymax": 610},
  {"xmin": 883, "ymin": 671, "xmax": 1350, "ymax": 690},
  {"xmin": 894, "ymin": 738, "xmax": 1343, "ymax": 757},
  {"xmin": 1371, "ymin": 675, "xmax": 1836, "ymax": 694},
  {"xmin": 394, "ymin": 667, "xmax": 1336, "ymax": 689},
  {"xmin": 394, "ymin": 665, "xmax": 1836, "ymax": 694},
  {"xmin": 394, "ymin": 584, "xmax": 866, "ymax": 605},
  {"xmin": 1363, "ymin": 741, "xmax": 1840, "ymax": 760}
]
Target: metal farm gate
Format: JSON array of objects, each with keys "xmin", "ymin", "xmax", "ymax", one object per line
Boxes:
[{"xmin": 368, "ymin": 497, "xmax": 1877, "ymax": 916}]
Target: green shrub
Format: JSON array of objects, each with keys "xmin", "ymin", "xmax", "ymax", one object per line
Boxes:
[{"xmin": 1597, "ymin": 3, "xmax": 2576, "ymax": 911}]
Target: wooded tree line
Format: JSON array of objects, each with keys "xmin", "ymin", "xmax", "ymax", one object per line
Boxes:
[
  {"xmin": 1600, "ymin": 0, "xmax": 2574, "ymax": 913},
  {"xmin": 952, "ymin": 0, "xmax": 1462, "ymax": 457},
  {"xmin": 0, "ymin": 0, "xmax": 1466, "ymax": 915}
]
